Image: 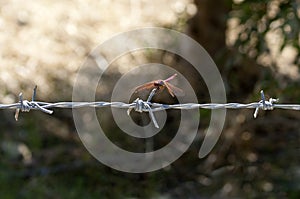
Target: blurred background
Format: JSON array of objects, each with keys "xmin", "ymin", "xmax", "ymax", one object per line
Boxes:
[{"xmin": 0, "ymin": 0, "xmax": 299, "ymax": 198}]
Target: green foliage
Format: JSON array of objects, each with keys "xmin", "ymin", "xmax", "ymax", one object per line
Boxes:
[{"xmin": 231, "ymin": 0, "xmax": 300, "ymax": 65}]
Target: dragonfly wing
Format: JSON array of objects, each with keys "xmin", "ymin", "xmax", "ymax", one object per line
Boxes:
[
  {"xmin": 133, "ymin": 81, "xmax": 156, "ymax": 93},
  {"xmin": 165, "ymin": 82, "xmax": 185, "ymax": 97},
  {"xmin": 163, "ymin": 73, "xmax": 177, "ymax": 82}
]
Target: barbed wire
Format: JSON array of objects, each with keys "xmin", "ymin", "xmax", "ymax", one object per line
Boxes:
[{"xmin": 0, "ymin": 86, "xmax": 299, "ymax": 128}]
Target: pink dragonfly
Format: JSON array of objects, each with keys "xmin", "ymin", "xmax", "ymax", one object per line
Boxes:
[{"xmin": 133, "ymin": 74, "xmax": 184, "ymax": 97}]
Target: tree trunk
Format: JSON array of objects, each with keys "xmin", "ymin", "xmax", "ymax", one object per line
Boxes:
[{"xmin": 188, "ymin": 0, "xmax": 231, "ymax": 58}]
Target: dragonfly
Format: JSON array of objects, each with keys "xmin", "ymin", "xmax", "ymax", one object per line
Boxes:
[{"xmin": 133, "ymin": 73, "xmax": 184, "ymax": 97}]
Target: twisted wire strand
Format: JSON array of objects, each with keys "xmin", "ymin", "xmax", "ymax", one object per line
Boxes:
[
  {"xmin": 2, "ymin": 101, "xmax": 300, "ymax": 111},
  {"xmin": 0, "ymin": 88, "xmax": 299, "ymax": 126}
]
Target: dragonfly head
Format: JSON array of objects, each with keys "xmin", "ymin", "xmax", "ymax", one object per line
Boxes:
[
  {"xmin": 154, "ymin": 80, "xmax": 165, "ymax": 86},
  {"xmin": 153, "ymin": 80, "xmax": 165, "ymax": 91}
]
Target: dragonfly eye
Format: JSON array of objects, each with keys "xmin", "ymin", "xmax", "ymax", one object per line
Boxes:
[
  {"xmin": 158, "ymin": 81, "xmax": 164, "ymax": 85},
  {"xmin": 154, "ymin": 81, "xmax": 164, "ymax": 87}
]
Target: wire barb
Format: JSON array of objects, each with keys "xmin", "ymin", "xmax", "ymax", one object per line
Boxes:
[
  {"xmin": 147, "ymin": 88, "xmax": 157, "ymax": 102},
  {"xmin": 32, "ymin": 85, "xmax": 37, "ymax": 101}
]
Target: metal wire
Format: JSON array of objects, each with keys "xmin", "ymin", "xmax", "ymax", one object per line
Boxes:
[{"xmin": 1, "ymin": 87, "xmax": 299, "ymax": 127}]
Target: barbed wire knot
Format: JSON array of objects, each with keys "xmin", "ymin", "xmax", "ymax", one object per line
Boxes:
[
  {"xmin": 127, "ymin": 98, "xmax": 159, "ymax": 129},
  {"xmin": 133, "ymin": 98, "xmax": 147, "ymax": 113},
  {"xmin": 15, "ymin": 86, "xmax": 53, "ymax": 121},
  {"xmin": 125, "ymin": 88, "xmax": 159, "ymax": 128},
  {"xmin": 253, "ymin": 90, "xmax": 279, "ymax": 118}
]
